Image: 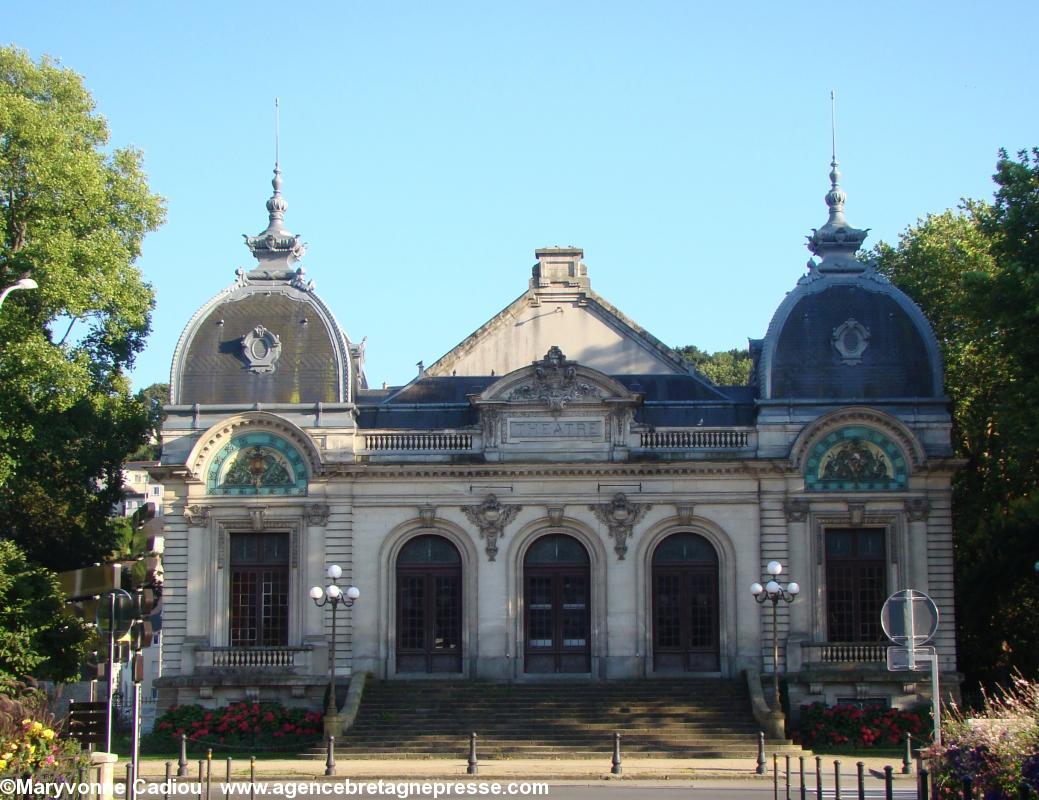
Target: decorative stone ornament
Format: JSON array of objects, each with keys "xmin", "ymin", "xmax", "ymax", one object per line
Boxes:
[
  {"xmin": 591, "ymin": 493, "xmax": 649, "ymax": 560},
  {"xmin": 305, "ymin": 504, "xmax": 331, "ymax": 526},
  {"xmin": 184, "ymin": 504, "xmax": 211, "ymax": 527},
  {"xmin": 461, "ymin": 494, "xmax": 521, "ymax": 561},
  {"xmin": 832, "ymin": 318, "xmax": 870, "ymax": 365},
  {"xmin": 804, "ymin": 426, "xmax": 907, "ymax": 492},
  {"xmin": 507, "ymin": 346, "xmax": 600, "ymax": 413},
  {"xmin": 783, "ymin": 498, "xmax": 809, "ymax": 523},
  {"xmin": 240, "ymin": 325, "xmax": 283, "ymax": 373}
]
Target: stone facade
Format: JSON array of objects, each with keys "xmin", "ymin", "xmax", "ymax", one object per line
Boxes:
[{"xmin": 152, "ymin": 161, "xmax": 960, "ymax": 718}]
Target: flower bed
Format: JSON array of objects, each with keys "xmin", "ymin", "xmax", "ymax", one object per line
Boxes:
[
  {"xmin": 146, "ymin": 702, "xmax": 323, "ymax": 752},
  {"xmin": 926, "ymin": 676, "xmax": 1039, "ymax": 799},
  {"xmin": 0, "ymin": 680, "xmax": 85, "ymax": 790},
  {"xmin": 794, "ymin": 703, "xmax": 927, "ymax": 749}
]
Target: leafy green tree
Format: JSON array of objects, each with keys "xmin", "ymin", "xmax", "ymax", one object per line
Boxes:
[
  {"xmin": 0, "ymin": 47, "xmax": 165, "ymax": 570},
  {"xmin": 0, "ymin": 540, "xmax": 92, "ymax": 682},
  {"xmin": 675, "ymin": 345, "xmax": 753, "ymax": 385},
  {"xmin": 127, "ymin": 382, "xmax": 169, "ymax": 462},
  {"xmin": 874, "ymin": 149, "xmax": 1039, "ymax": 688}
]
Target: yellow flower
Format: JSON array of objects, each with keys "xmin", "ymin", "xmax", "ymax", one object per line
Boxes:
[
  {"xmin": 21, "ymin": 719, "xmax": 31, "ymax": 726},
  {"xmin": 0, "ymin": 759, "xmax": 7, "ymax": 770},
  {"xmin": 42, "ymin": 730, "xmax": 55, "ymax": 740},
  {"xmin": 31, "ymin": 722, "xmax": 43, "ymax": 733}
]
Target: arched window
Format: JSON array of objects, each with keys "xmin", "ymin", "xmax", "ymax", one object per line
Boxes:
[
  {"xmin": 396, "ymin": 535, "xmax": 462, "ymax": 673},
  {"xmin": 524, "ymin": 534, "xmax": 590, "ymax": 674},
  {"xmin": 652, "ymin": 533, "xmax": 720, "ymax": 672}
]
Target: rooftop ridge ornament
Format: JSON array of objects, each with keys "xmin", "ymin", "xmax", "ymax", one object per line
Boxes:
[
  {"xmin": 805, "ymin": 91, "xmax": 869, "ymax": 272},
  {"xmin": 243, "ymin": 97, "xmax": 308, "ymax": 273}
]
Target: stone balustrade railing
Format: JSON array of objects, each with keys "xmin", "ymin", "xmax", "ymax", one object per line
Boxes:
[
  {"xmin": 801, "ymin": 641, "xmax": 887, "ymax": 664},
  {"xmin": 195, "ymin": 646, "xmax": 311, "ymax": 670},
  {"xmin": 638, "ymin": 429, "xmax": 751, "ymax": 449},
  {"xmin": 363, "ymin": 432, "xmax": 474, "ymax": 452}
]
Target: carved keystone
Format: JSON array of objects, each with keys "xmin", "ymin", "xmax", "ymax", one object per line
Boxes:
[
  {"xmin": 462, "ymin": 495, "xmax": 521, "ymax": 561},
  {"xmin": 591, "ymin": 493, "xmax": 649, "ymax": 560}
]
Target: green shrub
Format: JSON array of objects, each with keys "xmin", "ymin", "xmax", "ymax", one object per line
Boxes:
[
  {"xmin": 925, "ymin": 675, "xmax": 1039, "ymax": 799},
  {"xmin": 794, "ymin": 702, "xmax": 927, "ymax": 749},
  {"xmin": 145, "ymin": 702, "xmax": 323, "ymax": 753}
]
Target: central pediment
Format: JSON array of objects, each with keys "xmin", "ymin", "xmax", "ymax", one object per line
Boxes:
[{"xmin": 470, "ymin": 346, "xmax": 642, "ymax": 462}]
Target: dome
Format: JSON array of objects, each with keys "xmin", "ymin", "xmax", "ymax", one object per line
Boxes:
[
  {"xmin": 758, "ymin": 160, "xmax": 943, "ymax": 401},
  {"xmin": 169, "ymin": 165, "xmax": 355, "ymax": 405},
  {"xmin": 759, "ymin": 273, "xmax": 943, "ymax": 400},
  {"xmin": 170, "ymin": 276, "xmax": 353, "ymax": 405}
]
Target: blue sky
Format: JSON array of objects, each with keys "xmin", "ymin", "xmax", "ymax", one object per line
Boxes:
[{"xmin": 7, "ymin": 1, "xmax": 1038, "ymax": 390}]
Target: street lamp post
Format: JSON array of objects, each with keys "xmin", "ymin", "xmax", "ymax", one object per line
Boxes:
[
  {"xmin": 309, "ymin": 565, "xmax": 359, "ymax": 737},
  {"xmin": 0, "ymin": 277, "xmax": 38, "ymax": 310},
  {"xmin": 751, "ymin": 560, "xmax": 800, "ymax": 729}
]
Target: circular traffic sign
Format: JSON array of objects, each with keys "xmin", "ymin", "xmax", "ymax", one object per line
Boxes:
[{"xmin": 881, "ymin": 589, "xmax": 939, "ymax": 646}]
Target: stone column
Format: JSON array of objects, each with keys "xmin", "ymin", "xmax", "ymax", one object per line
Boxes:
[
  {"xmin": 905, "ymin": 499, "xmax": 930, "ymax": 593},
  {"xmin": 784, "ymin": 498, "xmax": 810, "ymax": 672}
]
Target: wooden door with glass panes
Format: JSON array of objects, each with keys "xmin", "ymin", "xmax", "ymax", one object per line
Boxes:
[
  {"xmin": 396, "ymin": 535, "xmax": 463, "ymax": 673},
  {"xmin": 524, "ymin": 534, "xmax": 590, "ymax": 673}
]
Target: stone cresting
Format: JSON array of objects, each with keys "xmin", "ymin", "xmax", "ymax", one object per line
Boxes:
[
  {"xmin": 461, "ymin": 494, "xmax": 522, "ymax": 561},
  {"xmin": 590, "ymin": 492, "xmax": 649, "ymax": 560}
]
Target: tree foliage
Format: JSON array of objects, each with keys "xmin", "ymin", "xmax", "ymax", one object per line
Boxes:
[
  {"xmin": 0, "ymin": 540, "xmax": 92, "ymax": 683},
  {"xmin": 873, "ymin": 149, "xmax": 1039, "ymax": 689},
  {"xmin": 0, "ymin": 47, "xmax": 165, "ymax": 569},
  {"xmin": 675, "ymin": 345, "xmax": 752, "ymax": 385}
]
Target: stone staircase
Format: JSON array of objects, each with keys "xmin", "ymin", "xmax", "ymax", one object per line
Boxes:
[{"xmin": 317, "ymin": 678, "xmax": 803, "ymax": 759}]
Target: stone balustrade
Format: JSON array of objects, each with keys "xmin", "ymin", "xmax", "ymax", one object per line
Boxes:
[
  {"xmin": 195, "ymin": 646, "xmax": 312, "ymax": 671},
  {"xmin": 638, "ymin": 428, "xmax": 751, "ymax": 449},
  {"xmin": 363, "ymin": 431, "xmax": 474, "ymax": 452},
  {"xmin": 801, "ymin": 641, "xmax": 887, "ymax": 664}
]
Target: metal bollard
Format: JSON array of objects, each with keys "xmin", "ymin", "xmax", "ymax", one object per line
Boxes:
[
  {"xmin": 799, "ymin": 755, "xmax": 806, "ymax": 800},
  {"xmin": 77, "ymin": 767, "xmax": 86, "ymax": 800},
  {"xmin": 164, "ymin": 762, "xmax": 172, "ymax": 800},
  {"xmin": 785, "ymin": 754, "xmax": 791, "ymax": 800},
  {"xmin": 197, "ymin": 760, "xmax": 204, "ymax": 800},
  {"xmin": 325, "ymin": 735, "xmax": 336, "ymax": 777},
  {"xmin": 834, "ymin": 759, "xmax": 842, "ymax": 800},
  {"xmin": 904, "ymin": 734, "xmax": 913, "ymax": 774},
  {"xmin": 250, "ymin": 756, "xmax": 256, "ymax": 800},
  {"xmin": 125, "ymin": 762, "xmax": 135, "ymax": 800},
  {"xmin": 467, "ymin": 732, "xmax": 478, "ymax": 776},
  {"xmin": 756, "ymin": 731, "xmax": 767, "ymax": 775},
  {"xmin": 773, "ymin": 753, "xmax": 779, "ymax": 800},
  {"xmin": 226, "ymin": 757, "xmax": 233, "ymax": 783},
  {"xmin": 206, "ymin": 750, "xmax": 212, "ymax": 800},
  {"xmin": 884, "ymin": 765, "xmax": 894, "ymax": 800},
  {"xmin": 611, "ymin": 732, "xmax": 622, "ymax": 776},
  {"xmin": 178, "ymin": 734, "xmax": 189, "ymax": 777},
  {"xmin": 857, "ymin": 762, "xmax": 865, "ymax": 800},
  {"xmin": 917, "ymin": 767, "xmax": 929, "ymax": 800},
  {"xmin": 815, "ymin": 755, "xmax": 823, "ymax": 800}
]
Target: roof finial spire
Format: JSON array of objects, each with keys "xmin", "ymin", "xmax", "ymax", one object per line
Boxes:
[
  {"xmin": 243, "ymin": 98, "xmax": 306, "ymax": 269},
  {"xmin": 805, "ymin": 90, "xmax": 869, "ymax": 271}
]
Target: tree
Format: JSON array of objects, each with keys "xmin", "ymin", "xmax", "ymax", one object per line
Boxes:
[
  {"xmin": 0, "ymin": 48, "xmax": 165, "ymax": 570},
  {"xmin": 675, "ymin": 345, "xmax": 753, "ymax": 385},
  {"xmin": 127, "ymin": 382, "xmax": 169, "ymax": 462},
  {"xmin": 873, "ymin": 149, "xmax": 1039, "ymax": 689},
  {"xmin": 0, "ymin": 540, "xmax": 92, "ymax": 682}
]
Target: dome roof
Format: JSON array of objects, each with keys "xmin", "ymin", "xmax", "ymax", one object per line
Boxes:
[
  {"xmin": 758, "ymin": 158, "xmax": 943, "ymax": 401},
  {"xmin": 169, "ymin": 165, "xmax": 355, "ymax": 405},
  {"xmin": 759, "ymin": 272, "xmax": 943, "ymax": 400}
]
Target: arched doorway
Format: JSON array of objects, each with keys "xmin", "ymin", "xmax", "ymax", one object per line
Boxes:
[
  {"xmin": 652, "ymin": 532, "xmax": 720, "ymax": 672},
  {"xmin": 524, "ymin": 534, "xmax": 591, "ymax": 673},
  {"xmin": 396, "ymin": 535, "xmax": 462, "ymax": 673}
]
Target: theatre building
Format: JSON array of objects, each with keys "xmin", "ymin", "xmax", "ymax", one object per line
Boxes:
[{"xmin": 152, "ymin": 158, "xmax": 959, "ymax": 722}]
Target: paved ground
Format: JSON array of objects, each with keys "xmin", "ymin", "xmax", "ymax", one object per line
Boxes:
[{"xmin": 132, "ymin": 754, "xmax": 920, "ymax": 782}]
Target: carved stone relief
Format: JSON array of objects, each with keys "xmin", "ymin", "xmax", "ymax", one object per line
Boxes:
[
  {"xmin": 240, "ymin": 325, "xmax": 282, "ymax": 373},
  {"xmin": 305, "ymin": 504, "xmax": 330, "ymax": 526},
  {"xmin": 184, "ymin": 504, "xmax": 211, "ymax": 527},
  {"xmin": 784, "ymin": 498, "xmax": 809, "ymax": 523},
  {"xmin": 904, "ymin": 498, "xmax": 931, "ymax": 522},
  {"xmin": 506, "ymin": 347, "xmax": 600, "ymax": 413},
  {"xmin": 591, "ymin": 493, "xmax": 649, "ymax": 560},
  {"xmin": 461, "ymin": 494, "xmax": 521, "ymax": 561},
  {"xmin": 832, "ymin": 318, "xmax": 870, "ymax": 365}
]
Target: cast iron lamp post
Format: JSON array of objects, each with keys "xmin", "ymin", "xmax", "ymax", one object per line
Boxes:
[
  {"xmin": 751, "ymin": 560, "xmax": 800, "ymax": 721},
  {"xmin": 0, "ymin": 277, "xmax": 38, "ymax": 311},
  {"xmin": 310, "ymin": 565, "xmax": 359, "ymax": 732}
]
